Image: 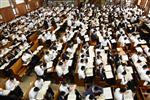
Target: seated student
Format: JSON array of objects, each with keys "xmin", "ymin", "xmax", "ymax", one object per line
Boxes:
[
  {"xmin": 83, "ymin": 85, "xmax": 103, "ymax": 97},
  {"xmin": 141, "ymin": 71, "xmax": 150, "ymax": 85},
  {"xmin": 45, "ymin": 31, "xmax": 51, "ymax": 47},
  {"xmin": 97, "ymin": 63, "xmax": 105, "ymax": 80},
  {"xmin": 34, "ymin": 77, "xmax": 44, "ymax": 89},
  {"xmin": 20, "ymin": 33, "xmax": 27, "ymax": 42},
  {"xmin": 118, "ymin": 34, "xmax": 127, "ymax": 47},
  {"xmin": 1, "ymin": 39, "xmax": 9, "ymax": 46},
  {"xmin": 118, "ymin": 70, "xmax": 129, "ymax": 85},
  {"xmin": 56, "ymin": 62, "xmax": 63, "ymax": 77},
  {"xmin": 117, "ymin": 63, "xmax": 126, "ymax": 73},
  {"xmin": 59, "ymin": 81, "xmax": 69, "ymax": 96},
  {"xmin": 137, "ymin": 64, "xmax": 149, "ymax": 75},
  {"xmin": 65, "ymin": 85, "xmax": 82, "ymax": 100},
  {"xmin": 29, "ymin": 87, "xmax": 40, "ymax": 100},
  {"xmin": 62, "ymin": 58, "xmax": 70, "ymax": 74},
  {"xmin": 5, "ymin": 76, "xmax": 23, "ymax": 98},
  {"xmin": 144, "ymin": 47, "xmax": 150, "ymax": 57},
  {"xmin": 38, "ymin": 34, "xmax": 45, "ymax": 45},
  {"xmin": 28, "ymin": 21, "xmax": 34, "ymax": 29},
  {"xmin": 114, "ymin": 87, "xmax": 133, "ymax": 100},
  {"xmin": 78, "ymin": 66, "xmax": 86, "ymax": 79},
  {"xmin": 22, "ymin": 49, "xmax": 32, "ymax": 65},
  {"xmin": 44, "ymin": 50, "xmax": 55, "ymax": 68},
  {"xmin": 96, "ymin": 55, "xmax": 102, "ymax": 66},
  {"xmin": 50, "ymin": 32, "xmax": 56, "ymax": 42},
  {"xmin": 44, "ymin": 50, "xmax": 51, "ymax": 63},
  {"xmin": 34, "ymin": 62, "xmax": 46, "ymax": 79},
  {"xmin": 101, "ymin": 37, "xmax": 111, "ymax": 49}
]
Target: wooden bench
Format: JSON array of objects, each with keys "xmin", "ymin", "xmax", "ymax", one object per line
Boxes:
[
  {"xmin": 10, "ymin": 58, "xmax": 28, "ymax": 81},
  {"xmin": 28, "ymin": 32, "xmax": 38, "ymax": 44},
  {"xmin": 10, "ymin": 39, "xmax": 41, "ymax": 81}
]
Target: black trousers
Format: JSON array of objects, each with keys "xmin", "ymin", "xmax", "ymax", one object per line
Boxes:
[{"xmin": 9, "ymin": 86, "xmax": 23, "ymax": 98}]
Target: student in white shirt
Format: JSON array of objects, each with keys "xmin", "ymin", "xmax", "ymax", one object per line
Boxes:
[
  {"xmin": 78, "ymin": 66, "xmax": 86, "ymax": 79},
  {"xmin": 117, "ymin": 63, "xmax": 126, "ymax": 73},
  {"xmin": 59, "ymin": 81, "xmax": 69, "ymax": 95},
  {"xmin": 28, "ymin": 22, "xmax": 34, "ymax": 29},
  {"xmin": 34, "ymin": 77, "xmax": 44, "ymax": 89},
  {"xmin": 38, "ymin": 34, "xmax": 46, "ymax": 44},
  {"xmin": 44, "ymin": 51, "xmax": 51, "ymax": 63},
  {"xmin": 5, "ymin": 76, "xmax": 23, "ymax": 97},
  {"xmin": 22, "ymin": 50, "xmax": 32, "ymax": 65},
  {"xmin": 114, "ymin": 88, "xmax": 133, "ymax": 100},
  {"xmin": 101, "ymin": 37, "xmax": 111, "ymax": 49},
  {"xmin": 29, "ymin": 87, "xmax": 40, "ymax": 100},
  {"xmin": 50, "ymin": 32, "xmax": 56, "ymax": 42},
  {"xmin": 56, "ymin": 62, "xmax": 63, "ymax": 77},
  {"xmin": 5, "ymin": 76, "xmax": 19, "ymax": 91},
  {"xmin": 144, "ymin": 47, "xmax": 150, "ymax": 57},
  {"xmin": 21, "ymin": 34, "xmax": 27, "ymax": 42},
  {"xmin": 34, "ymin": 62, "xmax": 46, "ymax": 77},
  {"xmin": 45, "ymin": 31, "xmax": 52, "ymax": 47}
]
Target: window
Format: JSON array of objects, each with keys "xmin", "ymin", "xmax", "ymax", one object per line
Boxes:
[
  {"xmin": 15, "ymin": 0, "xmax": 24, "ymax": 4},
  {"xmin": 0, "ymin": 0, "xmax": 10, "ymax": 8}
]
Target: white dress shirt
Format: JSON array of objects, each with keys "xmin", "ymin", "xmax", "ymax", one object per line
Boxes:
[
  {"xmin": 44, "ymin": 54, "xmax": 51, "ymax": 63},
  {"xmin": 115, "ymin": 88, "xmax": 133, "ymax": 100},
  {"xmin": 5, "ymin": 78, "xmax": 19, "ymax": 91},
  {"xmin": 117, "ymin": 65, "xmax": 124, "ymax": 73},
  {"xmin": 50, "ymin": 33, "xmax": 56, "ymax": 42},
  {"xmin": 114, "ymin": 88, "xmax": 123, "ymax": 100},
  {"xmin": 22, "ymin": 53, "xmax": 32, "ymax": 64},
  {"xmin": 56, "ymin": 65, "xmax": 63, "ymax": 77},
  {"xmin": 21, "ymin": 34, "xmax": 27, "ymax": 42},
  {"xmin": 144, "ymin": 47, "xmax": 150, "ymax": 57},
  {"xmin": 34, "ymin": 65, "xmax": 44, "ymax": 76},
  {"xmin": 28, "ymin": 22, "xmax": 34, "ymax": 29},
  {"xmin": 29, "ymin": 87, "xmax": 38, "ymax": 100},
  {"xmin": 59, "ymin": 84, "xmax": 69, "ymax": 95},
  {"xmin": 78, "ymin": 68, "xmax": 85, "ymax": 79},
  {"xmin": 117, "ymin": 73, "xmax": 128, "ymax": 85},
  {"xmin": 34, "ymin": 79, "xmax": 44, "ymax": 89}
]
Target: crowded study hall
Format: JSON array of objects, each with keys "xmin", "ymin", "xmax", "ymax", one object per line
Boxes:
[{"xmin": 0, "ymin": 0, "xmax": 150, "ymax": 100}]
